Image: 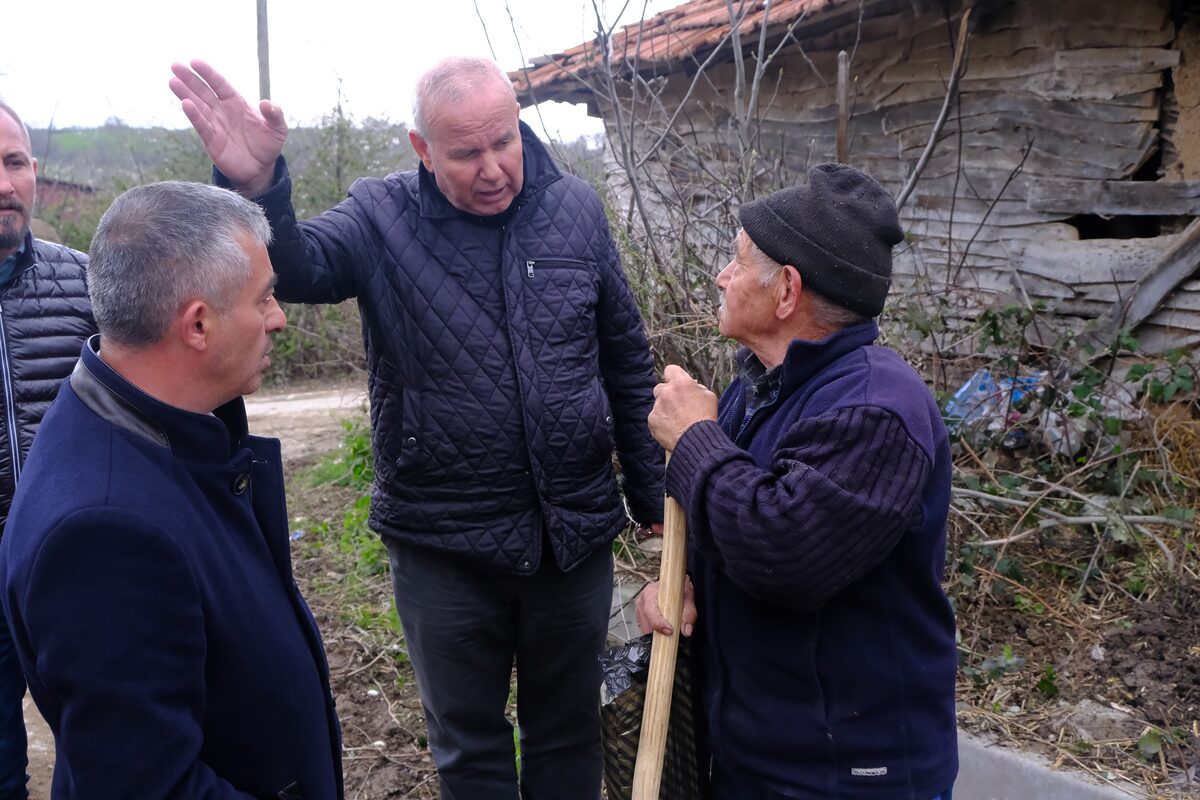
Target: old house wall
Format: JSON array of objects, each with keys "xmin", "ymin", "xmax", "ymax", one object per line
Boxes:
[{"xmin": 599, "ymin": 0, "xmax": 1194, "ymax": 353}]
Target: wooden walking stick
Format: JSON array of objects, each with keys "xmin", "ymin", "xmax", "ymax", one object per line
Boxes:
[{"xmin": 631, "ymin": 457, "xmax": 688, "ymax": 800}]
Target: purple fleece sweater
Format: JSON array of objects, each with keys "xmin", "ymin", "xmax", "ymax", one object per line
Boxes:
[{"xmin": 668, "ymin": 322, "xmax": 958, "ymax": 799}]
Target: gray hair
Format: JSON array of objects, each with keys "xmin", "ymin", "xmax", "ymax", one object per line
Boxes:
[
  {"xmin": 0, "ymin": 101, "xmax": 32, "ymax": 152},
  {"xmin": 411, "ymin": 56, "xmax": 517, "ymax": 138},
  {"xmin": 746, "ymin": 237, "xmax": 870, "ymax": 330},
  {"xmin": 88, "ymin": 181, "xmax": 273, "ymax": 349}
]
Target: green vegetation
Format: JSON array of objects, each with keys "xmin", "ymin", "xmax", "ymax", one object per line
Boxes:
[{"xmin": 31, "ymin": 114, "xmax": 603, "ymax": 388}]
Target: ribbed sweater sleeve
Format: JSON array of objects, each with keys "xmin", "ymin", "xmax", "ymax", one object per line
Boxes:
[{"xmin": 667, "ymin": 405, "xmax": 931, "ymax": 612}]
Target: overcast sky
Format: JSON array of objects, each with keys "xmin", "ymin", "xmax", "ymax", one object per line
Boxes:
[{"xmin": 3, "ymin": 0, "xmax": 675, "ymax": 142}]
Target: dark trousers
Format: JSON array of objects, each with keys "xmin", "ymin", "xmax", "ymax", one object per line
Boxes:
[
  {"xmin": 710, "ymin": 762, "xmax": 953, "ymax": 800},
  {"xmin": 386, "ymin": 538, "xmax": 613, "ymax": 800},
  {"xmin": 0, "ymin": 612, "xmax": 27, "ymax": 800}
]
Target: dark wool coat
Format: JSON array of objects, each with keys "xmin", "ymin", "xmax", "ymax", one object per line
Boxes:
[
  {"xmin": 0, "ymin": 234, "xmax": 95, "ymax": 533},
  {"xmin": 228, "ymin": 123, "xmax": 663, "ymax": 574},
  {"xmin": 668, "ymin": 323, "xmax": 958, "ymax": 799},
  {"xmin": 0, "ymin": 340, "xmax": 343, "ymax": 799}
]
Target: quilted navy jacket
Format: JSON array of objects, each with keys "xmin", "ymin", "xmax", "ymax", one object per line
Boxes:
[
  {"xmin": 234, "ymin": 123, "xmax": 663, "ymax": 573},
  {"xmin": 0, "ymin": 234, "xmax": 95, "ymax": 535},
  {"xmin": 667, "ymin": 323, "xmax": 958, "ymax": 799}
]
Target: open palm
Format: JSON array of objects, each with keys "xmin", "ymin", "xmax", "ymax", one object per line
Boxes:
[{"xmin": 169, "ymin": 59, "xmax": 287, "ymax": 195}]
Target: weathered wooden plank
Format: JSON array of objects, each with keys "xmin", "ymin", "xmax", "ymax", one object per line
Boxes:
[
  {"xmin": 896, "ymin": 112, "xmax": 1157, "ymax": 152},
  {"xmin": 1055, "ymin": 47, "xmax": 1179, "ymax": 73},
  {"xmin": 881, "ymin": 92, "xmax": 1160, "ymax": 134},
  {"xmin": 908, "ymin": 19, "xmax": 1174, "ymax": 59},
  {"xmin": 1027, "ymin": 178, "xmax": 1200, "ymax": 215},
  {"xmin": 901, "ymin": 218, "xmax": 1082, "ymax": 242},
  {"xmin": 1023, "ymin": 71, "xmax": 1165, "ymax": 102},
  {"xmin": 867, "ymin": 72, "xmax": 1164, "ymax": 109},
  {"xmin": 902, "ymin": 171, "xmax": 1038, "ymax": 202},
  {"xmin": 905, "ymin": 249, "xmax": 1014, "ymax": 269},
  {"xmin": 883, "ymin": 50, "xmax": 1058, "ymax": 85},
  {"xmin": 1080, "ymin": 218, "xmax": 1200, "ymax": 356},
  {"xmin": 881, "ymin": 47, "xmax": 1175, "ymax": 87},
  {"xmin": 899, "ymin": 142, "xmax": 1150, "ymax": 181},
  {"xmin": 754, "ymin": 108, "xmax": 888, "ymax": 133},
  {"xmin": 905, "ymin": 133, "xmax": 1155, "ymax": 174},
  {"xmin": 1008, "ymin": 236, "xmax": 1174, "ymax": 285},
  {"xmin": 1148, "ymin": 285, "xmax": 1200, "ymax": 312},
  {"xmin": 1129, "ymin": 326, "xmax": 1200, "ymax": 354},
  {"xmin": 1010, "ymin": 272, "xmax": 1086, "ymax": 301},
  {"xmin": 902, "ymin": 205, "xmax": 1061, "ymax": 227},
  {"xmin": 988, "ymin": 0, "xmax": 1169, "ymax": 34}
]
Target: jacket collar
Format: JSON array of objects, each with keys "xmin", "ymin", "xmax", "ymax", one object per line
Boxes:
[
  {"xmin": 10, "ymin": 231, "xmax": 36, "ymax": 280},
  {"xmin": 417, "ymin": 120, "xmax": 562, "ymax": 220},
  {"xmin": 737, "ymin": 321, "xmax": 881, "ymax": 395},
  {"xmin": 71, "ymin": 335, "xmax": 251, "ymax": 464}
]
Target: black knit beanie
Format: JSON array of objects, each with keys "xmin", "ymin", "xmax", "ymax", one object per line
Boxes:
[{"xmin": 738, "ymin": 163, "xmax": 904, "ymax": 318}]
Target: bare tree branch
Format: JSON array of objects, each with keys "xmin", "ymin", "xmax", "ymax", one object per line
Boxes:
[{"xmin": 895, "ymin": 6, "xmax": 972, "ymax": 211}]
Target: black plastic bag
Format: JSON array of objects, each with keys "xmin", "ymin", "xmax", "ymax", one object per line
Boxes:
[{"xmin": 599, "ymin": 633, "xmax": 707, "ymax": 800}]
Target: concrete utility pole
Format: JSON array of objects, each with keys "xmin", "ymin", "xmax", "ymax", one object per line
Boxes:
[
  {"xmin": 257, "ymin": 0, "xmax": 271, "ymax": 100},
  {"xmin": 836, "ymin": 50, "xmax": 849, "ymax": 163}
]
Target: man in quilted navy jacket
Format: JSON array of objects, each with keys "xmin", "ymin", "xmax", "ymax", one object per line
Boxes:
[
  {"xmin": 638, "ymin": 166, "xmax": 958, "ymax": 800},
  {"xmin": 0, "ymin": 101, "xmax": 95, "ymax": 800},
  {"xmin": 170, "ymin": 57, "xmax": 664, "ymax": 799}
]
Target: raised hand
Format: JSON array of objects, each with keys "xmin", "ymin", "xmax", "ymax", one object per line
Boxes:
[{"xmin": 169, "ymin": 59, "xmax": 288, "ymax": 197}]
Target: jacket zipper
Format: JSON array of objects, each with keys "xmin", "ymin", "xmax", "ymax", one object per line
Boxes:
[
  {"xmin": 524, "ymin": 258, "xmax": 589, "ymax": 279},
  {"xmin": 500, "ymin": 210, "xmax": 542, "ymax": 572},
  {"xmin": 0, "ymin": 303, "xmax": 20, "ymax": 484}
]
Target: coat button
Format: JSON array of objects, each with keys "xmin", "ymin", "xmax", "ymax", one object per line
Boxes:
[
  {"xmin": 521, "ymin": 560, "xmax": 531, "ymax": 570},
  {"xmin": 405, "ymin": 436, "xmax": 417, "ymax": 447},
  {"xmin": 232, "ymin": 474, "xmax": 250, "ymax": 495},
  {"xmin": 606, "ymin": 415, "xmax": 613, "ymax": 424}
]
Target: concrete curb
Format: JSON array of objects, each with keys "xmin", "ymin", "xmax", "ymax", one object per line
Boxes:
[{"xmin": 957, "ymin": 731, "xmax": 1145, "ymax": 799}]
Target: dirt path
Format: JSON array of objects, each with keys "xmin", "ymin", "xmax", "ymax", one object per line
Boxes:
[{"xmin": 23, "ymin": 381, "xmax": 368, "ymax": 797}]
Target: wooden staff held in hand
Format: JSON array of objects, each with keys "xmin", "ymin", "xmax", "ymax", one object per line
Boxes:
[{"xmin": 632, "ymin": 365, "xmax": 711, "ymax": 799}]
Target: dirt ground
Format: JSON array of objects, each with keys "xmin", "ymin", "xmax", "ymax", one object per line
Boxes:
[{"xmin": 21, "ymin": 380, "xmax": 1200, "ymax": 798}]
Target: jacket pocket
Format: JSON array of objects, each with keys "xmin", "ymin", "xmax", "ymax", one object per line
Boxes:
[
  {"xmin": 521, "ymin": 258, "xmax": 599, "ymax": 351},
  {"xmin": 377, "ymin": 386, "xmax": 425, "ymax": 482}
]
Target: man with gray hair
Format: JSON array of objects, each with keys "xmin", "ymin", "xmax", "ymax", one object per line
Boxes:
[
  {"xmin": 0, "ymin": 181, "xmax": 343, "ymax": 799},
  {"xmin": 169, "ymin": 55, "xmax": 664, "ymax": 798},
  {"xmin": 637, "ymin": 165, "xmax": 958, "ymax": 800},
  {"xmin": 0, "ymin": 100, "xmax": 94, "ymax": 800}
]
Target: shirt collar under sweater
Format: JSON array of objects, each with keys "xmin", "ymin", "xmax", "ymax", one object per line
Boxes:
[{"xmin": 735, "ymin": 321, "xmax": 881, "ymax": 398}]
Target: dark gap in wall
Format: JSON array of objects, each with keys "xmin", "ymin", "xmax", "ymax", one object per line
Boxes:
[{"xmin": 1065, "ymin": 215, "xmax": 1162, "ymax": 240}]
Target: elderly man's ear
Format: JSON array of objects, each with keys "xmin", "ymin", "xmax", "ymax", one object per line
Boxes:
[{"xmin": 776, "ymin": 264, "xmax": 803, "ymax": 320}]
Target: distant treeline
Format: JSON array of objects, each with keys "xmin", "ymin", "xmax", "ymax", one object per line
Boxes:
[{"xmin": 30, "ymin": 116, "xmax": 607, "ymax": 385}]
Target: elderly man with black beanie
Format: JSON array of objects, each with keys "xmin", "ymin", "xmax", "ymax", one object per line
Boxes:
[{"xmin": 637, "ymin": 164, "xmax": 958, "ymax": 800}]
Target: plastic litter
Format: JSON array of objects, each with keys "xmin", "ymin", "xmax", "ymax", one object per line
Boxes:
[
  {"xmin": 599, "ymin": 633, "xmax": 707, "ymax": 800},
  {"xmin": 943, "ymin": 368, "xmax": 1048, "ymax": 435}
]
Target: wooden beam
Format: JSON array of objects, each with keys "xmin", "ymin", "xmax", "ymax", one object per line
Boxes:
[
  {"xmin": 1080, "ymin": 218, "xmax": 1200, "ymax": 357},
  {"xmin": 1028, "ymin": 179, "xmax": 1200, "ymax": 215}
]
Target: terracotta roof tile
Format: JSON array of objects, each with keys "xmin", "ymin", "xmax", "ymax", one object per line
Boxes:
[{"xmin": 509, "ymin": 0, "xmax": 853, "ymax": 104}]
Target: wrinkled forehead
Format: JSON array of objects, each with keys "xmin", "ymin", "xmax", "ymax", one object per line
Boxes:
[
  {"xmin": 734, "ymin": 228, "xmax": 761, "ymax": 259},
  {"xmin": 425, "ymin": 82, "xmax": 518, "ymax": 134}
]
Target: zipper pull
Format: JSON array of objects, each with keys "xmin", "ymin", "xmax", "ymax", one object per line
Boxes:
[{"xmin": 526, "ymin": 260, "xmax": 535, "ymax": 278}]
